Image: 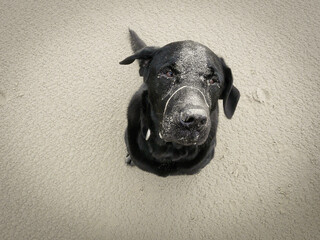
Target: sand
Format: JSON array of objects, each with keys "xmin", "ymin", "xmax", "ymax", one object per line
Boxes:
[{"xmin": 0, "ymin": 1, "xmax": 319, "ymax": 239}]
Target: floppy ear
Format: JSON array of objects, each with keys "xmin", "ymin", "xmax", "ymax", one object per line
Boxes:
[
  {"xmin": 219, "ymin": 58, "xmax": 240, "ymax": 119},
  {"xmin": 119, "ymin": 47, "xmax": 159, "ymax": 76}
]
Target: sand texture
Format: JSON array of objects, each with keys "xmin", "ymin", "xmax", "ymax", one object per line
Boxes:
[{"xmin": 0, "ymin": 0, "xmax": 319, "ymax": 239}]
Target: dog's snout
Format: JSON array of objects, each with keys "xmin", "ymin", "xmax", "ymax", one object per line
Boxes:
[{"xmin": 180, "ymin": 109, "xmax": 208, "ymax": 128}]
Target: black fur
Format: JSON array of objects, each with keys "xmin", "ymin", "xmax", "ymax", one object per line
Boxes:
[{"xmin": 120, "ymin": 30, "xmax": 240, "ymax": 177}]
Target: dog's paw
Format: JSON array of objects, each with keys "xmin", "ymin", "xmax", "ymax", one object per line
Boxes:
[{"xmin": 125, "ymin": 153, "xmax": 135, "ymax": 166}]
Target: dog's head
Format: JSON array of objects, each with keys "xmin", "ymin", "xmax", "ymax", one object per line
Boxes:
[{"xmin": 120, "ymin": 40, "xmax": 240, "ymax": 146}]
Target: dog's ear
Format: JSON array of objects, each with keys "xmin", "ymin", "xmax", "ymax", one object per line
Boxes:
[
  {"xmin": 219, "ymin": 58, "xmax": 240, "ymax": 119},
  {"xmin": 119, "ymin": 47, "xmax": 159, "ymax": 76}
]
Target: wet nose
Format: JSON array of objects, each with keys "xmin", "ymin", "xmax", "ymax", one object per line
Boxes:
[{"xmin": 180, "ymin": 109, "xmax": 208, "ymax": 128}]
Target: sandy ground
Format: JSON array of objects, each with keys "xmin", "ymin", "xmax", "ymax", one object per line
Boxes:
[{"xmin": 0, "ymin": 0, "xmax": 319, "ymax": 239}]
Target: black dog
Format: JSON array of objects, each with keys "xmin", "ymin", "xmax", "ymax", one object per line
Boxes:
[{"xmin": 120, "ymin": 30, "xmax": 240, "ymax": 177}]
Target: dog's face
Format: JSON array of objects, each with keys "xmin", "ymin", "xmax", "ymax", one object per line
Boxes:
[{"xmin": 120, "ymin": 41, "xmax": 239, "ymax": 146}]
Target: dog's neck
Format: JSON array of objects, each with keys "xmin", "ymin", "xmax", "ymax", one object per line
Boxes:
[{"xmin": 139, "ymin": 93, "xmax": 199, "ymax": 163}]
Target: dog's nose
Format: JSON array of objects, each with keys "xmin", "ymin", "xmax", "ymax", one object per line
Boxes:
[{"xmin": 180, "ymin": 109, "xmax": 208, "ymax": 128}]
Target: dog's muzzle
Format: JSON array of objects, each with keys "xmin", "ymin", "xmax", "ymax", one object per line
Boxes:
[{"xmin": 160, "ymin": 86, "xmax": 211, "ymax": 145}]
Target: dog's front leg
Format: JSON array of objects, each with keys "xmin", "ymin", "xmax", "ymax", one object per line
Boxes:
[{"xmin": 125, "ymin": 153, "xmax": 135, "ymax": 166}]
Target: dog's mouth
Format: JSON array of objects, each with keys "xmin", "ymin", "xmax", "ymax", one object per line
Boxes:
[
  {"xmin": 160, "ymin": 127, "xmax": 209, "ymax": 146},
  {"xmin": 167, "ymin": 131, "xmax": 205, "ymax": 146}
]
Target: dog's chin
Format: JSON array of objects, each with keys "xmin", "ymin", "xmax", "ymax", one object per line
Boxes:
[{"xmin": 161, "ymin": 130, "xmax": 209, "ymax": 146}]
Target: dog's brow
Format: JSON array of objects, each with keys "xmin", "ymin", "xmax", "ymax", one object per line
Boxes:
[
  {"xmin": 207, "ymin": 65, "xmax": 217, "ymax": 71},
  {"xmin": 158, "ymin": 61, "xmax": 178, "ymax": 72}
]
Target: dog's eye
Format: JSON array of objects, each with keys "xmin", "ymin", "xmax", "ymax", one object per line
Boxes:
[
  {"xmin": 208, "ymin": 79, "xmax": 216, "ymax": 84},
  {"xmin": 159, "ymin": 68, "xmax": 175, "ymax": 79},
  {"xmin": 207, "ymin": 78, "xmax": 220, "ymax": 87},
  {"xmin": 165, "ymin": 70, "xmax": 174, "ymax": 78},
  {"xmin": 205, "ymin": 73, "xmax": 220, "ymax": 87}
]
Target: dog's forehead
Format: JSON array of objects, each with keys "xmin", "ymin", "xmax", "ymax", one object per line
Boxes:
[
  {"xmin": 154, "ymin": 41, "xmax": 220, "ymax": 72},
  {"xmin": 176, "ymin": 41, "xmax": 208, "ymax": 73}
]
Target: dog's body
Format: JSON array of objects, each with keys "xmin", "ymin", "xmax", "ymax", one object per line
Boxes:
[{"xmin": 120, "ymin": 30, "xmax": 240, "ymax": 177}]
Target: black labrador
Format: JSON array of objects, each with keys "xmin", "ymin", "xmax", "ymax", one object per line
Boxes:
[{"xmin": 120, "ymin": 30, "xmax": 240, "ymax": 177}]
